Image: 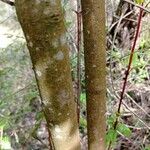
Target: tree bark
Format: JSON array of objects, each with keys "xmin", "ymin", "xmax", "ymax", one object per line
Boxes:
[
  {"xmin": 15, "ymin": 0, "xmax": 81, "ymax": 150},
  {"xmin": 81, "ymin": 0, "xmax": 106, "ymax": 150}
]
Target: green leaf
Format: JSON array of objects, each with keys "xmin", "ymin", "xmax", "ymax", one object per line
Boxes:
[
  {"xmin": 106, "ymin": 129, "xmax": 118, "ymax": 145},
  {"xmin": 117, "ymin": 123, "xmax": 132, "ymax": 137},
  {"xmin": 80, "ymin": 92, "xmax": 86, "ymax": 104},
  {"xmin": 107, "ymin": 114, "xmax": 117, "ymax": 128},
  {"xmin": 0, "ymin": 118, "xmax": 10, "ymax": 130},
  {"xmin": 65, "ymin": 21, "xmax": 72, "ymax": 28},
  {"xmin": 134, "ymin": 0, "xmax": 144, "ymax": 4},
  {"xmin": 80, "ymin": 117, "xmax": 87, "ymax": 128},
  {"xmin": 31, "ymin": 121, "xmax": 41, "ymax": 138},
  {"xmin": 144, "ymin": 146, "xmax": 150, "ymax": 150},
  {"xmin": 35, "ymin": 111, "xmax": 44, "ymax": 121},
  {"xmin": 132, "ymin": 53, "xmax": 139, "ymax": 67}
]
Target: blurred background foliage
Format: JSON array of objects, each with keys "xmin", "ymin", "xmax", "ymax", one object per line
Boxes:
[{"xmin": 0, "ymin": 2, "xmax": 45, "ymax": 149}]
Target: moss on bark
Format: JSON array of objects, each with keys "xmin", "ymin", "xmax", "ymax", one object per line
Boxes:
[{"xmin": 15, "ymin": 0, "xmax": 80, "ymax": 149}]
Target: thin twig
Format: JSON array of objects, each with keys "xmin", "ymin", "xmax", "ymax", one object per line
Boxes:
[
  {"xmin": 0, "ymin": 83, "xmax": 32, "ymax": 102},
  {"xmin": 116, "ymin": 6, "xmax": 144, "ymax": 117},
  {"xmin": 0, "ymin": 14, "xmax": 14, "ymax": 25},
  {"xmin": 125, "ymin": 93, "xmax": 150, "ymax": 118},
  {"xmin": 122, "ymin": 101, "xmax": 150, "ymax": 130},
  {"xmin": 123, "ymin": 0, "xmax": 150, "ymax": 13},
  {"xmin": 114, "ymin": 15, "xmax": 137, "ymax": 23},
  {"xmin": 107, "ymin": 89, "xmax": 150, "ymax": 130},
  {"xmin": 108, "ymin": 11, "xmax": 133, "ymax": 33},
  {"xmin": 32, "ymin": 136, "xmax": 49, "ymax": 149},
  {"xmin": 109, "ymin": 11, "xmax": 133, "ymax": 99},
  {"xmin": 76, "ymin": 0, "xmax": 82, "ymax": 124}
]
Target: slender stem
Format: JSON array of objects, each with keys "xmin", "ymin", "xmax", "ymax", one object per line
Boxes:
[
  {"xmin": 117, "ymin": 7, "xmax": 143, "ymax": 116},
  {"xmin": 108, "ymin": 5, "xmax": 144, "ymax": 150},
  {"xmin": 76, "ymin": 0, "xmax": 82, "ymax": 123},
  {"xmin": 123, "ymin": 0, "xmax": 150, "ymax": 13}
]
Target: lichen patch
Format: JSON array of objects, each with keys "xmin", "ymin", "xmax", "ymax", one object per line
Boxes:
[
  {"xmin": 60, "ymin": 90, "xmax": 69, "ymax": 99},
  {"xmin": 52, "ymin": 39, "xmax": 59, "ymax": 48},
  {"xmin": 35, "ymin": 0, "xmax": 41, "ymax": 5},
  {"xmin": 36, "ymin": 47, "xmax": 40, "ymax": 51},
  {"xmin": 28, "ymin": 41, "xmax": 33, "ymax": 47},
  {"xmin": 36, "ymin": 70, "xmax": 42, "ymax": 77},
  {"xmin": 50, "ymin": 0, "xmax": 57, "ymax": 6},
  {"xmin": 54, "ymin": 125, "xmax": 61, "ymax": 133},
  {"xmin": 60, "ymin": 34, "xmax": 66, "ymax": 45},
  {"xmin": 43, "ymin": 7, "xmax": 51, "ymax": 15},
  {"xmin": 54, "ymin": 51, "xmax": 64, "ymax": 60},
  {"xmin": 26, "ymin": 35, "xmax": 30, "ymax": 40}
]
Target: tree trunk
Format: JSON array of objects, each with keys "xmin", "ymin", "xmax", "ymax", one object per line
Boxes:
[
  {"xmin": 81, "ymin": 0, "xmax": 106, "ymax": 150},
  {"xmin": 15, "ymin": 1, "xmax": 81, "ymax": 150}
]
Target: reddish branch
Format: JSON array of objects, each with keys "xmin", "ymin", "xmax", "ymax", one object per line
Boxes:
[
  {"xmin": 124, "ymin": 0, "xmax": 150, "ymax": 13},
  {"xmin": 76, "ymin": 0, "xmax": 82, "ymax": 123},
  {"xmin": 108, "ymin": 4, "xmax": 144, "ymax": 150},
  {"xmin": 116, "ymin": 6, "xmax": 144, "ymax": 120}
]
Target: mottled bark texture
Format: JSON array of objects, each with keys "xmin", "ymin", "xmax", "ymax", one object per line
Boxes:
[
  {"xmin": 81, "ymin": 0, "xmax": 106, "ymax": 150},
  {"xmin": 15, "ymin": 0, "xmax": 80, "ymax": 150}
]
